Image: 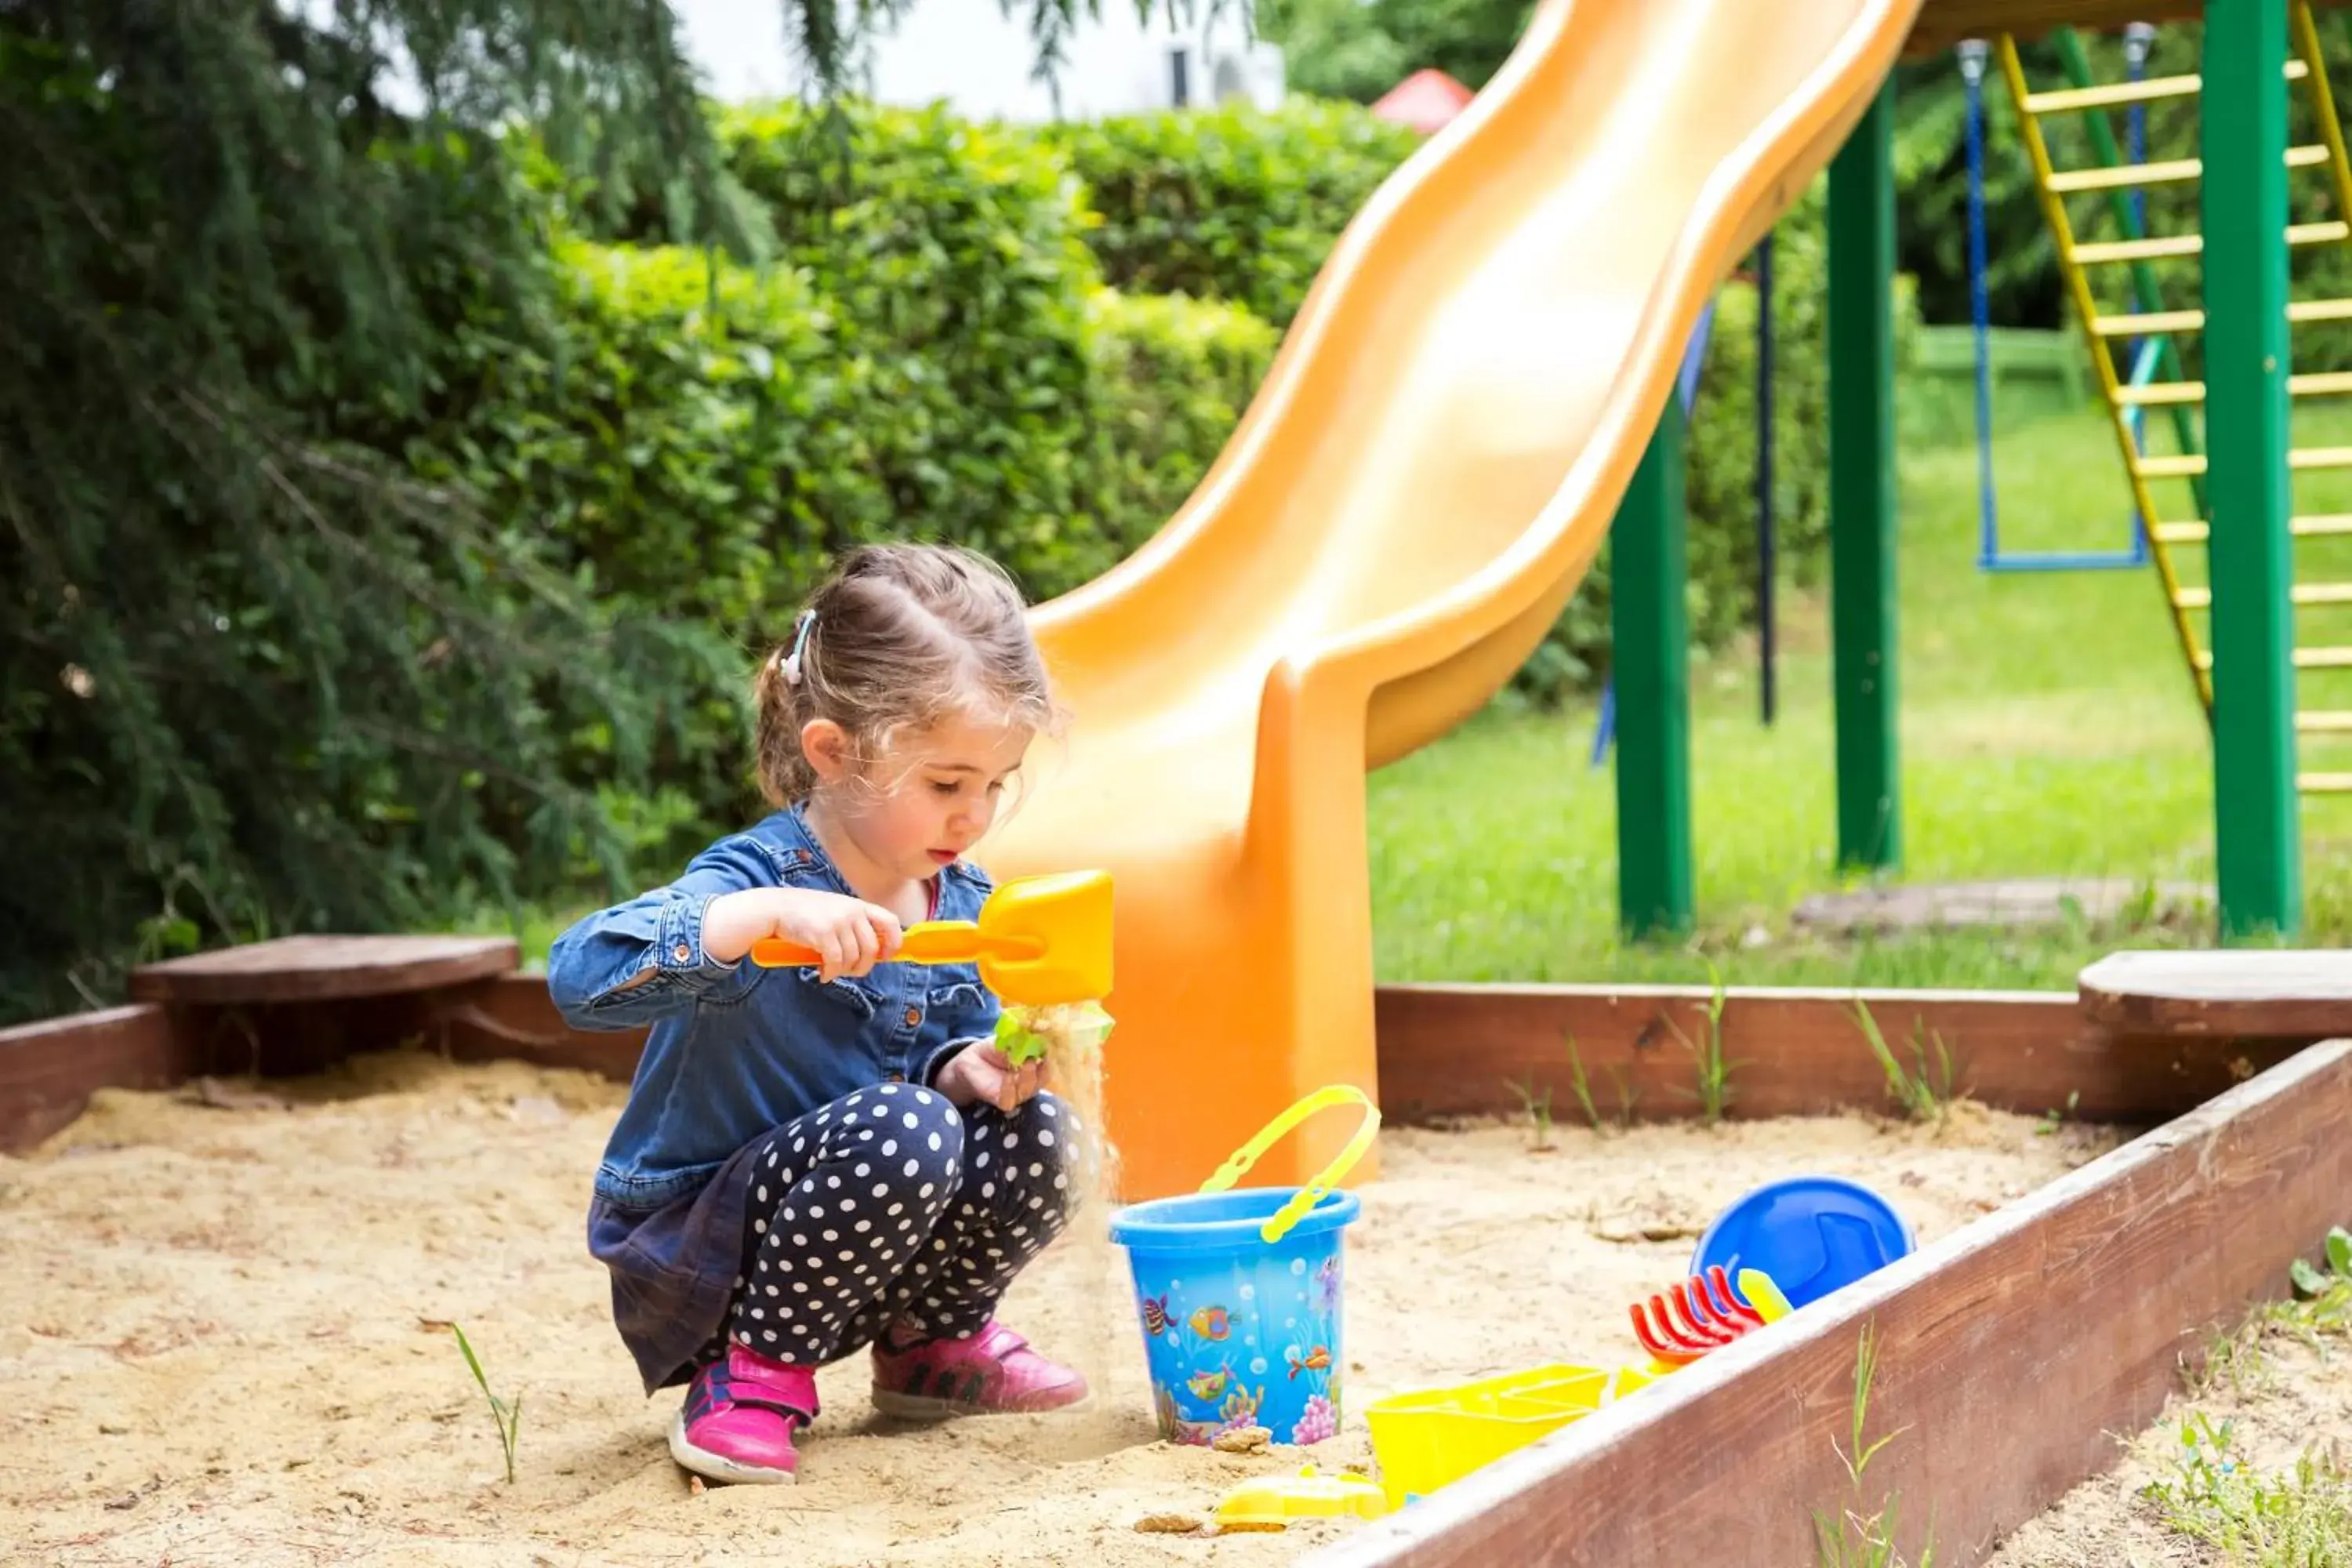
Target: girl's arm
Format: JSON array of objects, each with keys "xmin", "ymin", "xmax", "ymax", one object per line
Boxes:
[
  {"xmin": 545, "ymin": 836, "xmax": 775, "ymax": 1031},
  {"xmin": 546, "ymin": 837, "xmax": 905, "ymax": 1031}
]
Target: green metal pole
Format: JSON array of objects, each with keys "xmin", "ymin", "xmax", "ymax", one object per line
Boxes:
[
  {"xmin": 1828, "ymin": 82, "xmax": 1901, "ymax": 872},
  {"xmin": 2204, "ymin": 0, "xmax": 2302, "ymax": 937},
  {"xmin": 1612, "ymin": 397, "xmax": 1694, "ymax": 939}
]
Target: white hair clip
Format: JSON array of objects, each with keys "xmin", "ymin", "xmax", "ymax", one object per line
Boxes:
[{"xmin": 780, "ymin": 610, "xmax": 815, "ymax": 686}]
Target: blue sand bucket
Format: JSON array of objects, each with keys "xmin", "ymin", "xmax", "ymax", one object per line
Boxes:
[
  {"xmin": 1109, "ymin": 1085, "xmax": 1381, "ymax": 1447},
  {"xmin": 1690, "ymin": 1175, "xmax": 1914, "ymax": 1309}
]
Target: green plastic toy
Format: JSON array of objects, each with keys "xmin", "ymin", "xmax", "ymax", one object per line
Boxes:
[{"xmin": 994, "ymin": 1000, "xmax": 1114, "ymax": 1068}]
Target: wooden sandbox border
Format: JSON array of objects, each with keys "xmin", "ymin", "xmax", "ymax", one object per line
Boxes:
[
  {"xmin": 1317, "ymin": 1027, "xmax": 2352, "ymax": 1567},
  {"xmin": 3, "ymin": 963, "xmax": 2345, "ymax": 1566},
  {"xmin": 2, "ymin": 971, "xmax": 2306, "ymax": 1152}
]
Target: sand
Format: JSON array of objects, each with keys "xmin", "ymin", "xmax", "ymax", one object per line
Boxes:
[{"xmin": 0, "ymin": 1052, "xmax": 2118, "ymax": 1567}]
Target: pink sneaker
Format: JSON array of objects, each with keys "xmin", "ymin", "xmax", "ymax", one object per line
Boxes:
[
  {"xmin": 667, "ymin": 1345, "xmax": 820, "ymax": 1485},
  {"xmin": 870, "ymin": 1320, "xmax": 1090, "ymax": 1419}
]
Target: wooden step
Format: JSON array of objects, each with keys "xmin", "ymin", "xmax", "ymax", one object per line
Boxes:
[
  {"xmin": 2077, "ymin": 234, "xmax": 2205, "ymax": 264},
  {"xmin": 2172, "ymin": 583, "xmax": 2352, "ymax": 611},
  {"xmin": 2299, "ymin": 771, "xmax": 2352, "ymax": 793},
  {"xmin": 2153, "ymin": 514, "xmax": 2352, "ymax": 545},
  {"xmin": 2111, "ymin": 372, "xmax": 2352, "ymax": 405},
  {"xmin": 2113, "ymin": 381, "xmax": 2205, "ymax": 407},
  {"xmin": 2078, "ymin": 948, "xmax": 2352, "ymax": 1038},
  {"xmin": 2074, "ymin": 221, "xmax": 2350, "ymax": 265},
  {"xmin": 2045, "ymin": 145, "xmax": 2328, "ymax": 194},
  {"xmin": 2298, "ymin": 710, "xmax": 2352, "ymax": 731},
  {"xmin": 2092, "ymin": 297, "xmax": 2352, "ymax": 336},
  {"xmin": 2159, "ymin": 450, "xmax": 2352, "ymax": 482},
  {"xmin": 2021, "ymin": 60, "xmax": 2306, "ymax": 115},
  {"xmin": 2190, "ymin": 646, "xmax": 2352, "ymax": 671},
  {"xmin": 127, "ymin": 934, "xmax": 521, "ymax": 1006},
  {"xmin": 2092, "ymin": 309, "xmax": 2206, "ymax": 336}
]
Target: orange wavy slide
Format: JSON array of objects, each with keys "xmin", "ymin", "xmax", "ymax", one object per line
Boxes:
[{"xmin": 982, "ymin": 0, "xmax": 1923, "ymax": 1200}]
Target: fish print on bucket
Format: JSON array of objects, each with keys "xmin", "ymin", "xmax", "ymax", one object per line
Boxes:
[
  {"xmin": 1109, "ymin": 1083, "xmax": 1375, "ymax": 1450},
  {"xmin": 1127, "ymin": 1244, "xmax": 1346, "ymax": 1446}
]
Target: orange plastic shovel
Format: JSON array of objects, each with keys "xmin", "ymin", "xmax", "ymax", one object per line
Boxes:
[{"xmin": 747, "ymin": 869, "xmax": 1112, "ymax": 1007}]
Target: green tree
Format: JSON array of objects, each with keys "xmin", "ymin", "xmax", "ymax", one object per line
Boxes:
[
  {"xmin": 1251, "ymin": 0, "xmax": 1407, "ymax": 102},
  {"xmin": 0, "ymin": 0, "xmax": 1170, "ymax": 1022},
  {"xmin": 1254, "ymin": 0, "xmax": 1530, "ymax": 102},
  {"xmin": 1369, "ymin": 0, "xmax": 1532, "ymax": 91}
]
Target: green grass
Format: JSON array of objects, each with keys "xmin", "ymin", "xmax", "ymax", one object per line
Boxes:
[
  {"xmin": 1850, "ymin": 1000, "xmax": 1958, "ymax": 1124},
  {"xmin": 449, "ymin": 1323, "xmax": 523, "ymax": 1485},
  {"xmin": 1367, "ymin": 390, "xmax": 2352, "ymax": 992},
  {"xmin": 1813, "ymin": 1319, "xmax": 1934, "ymax": 1567}
]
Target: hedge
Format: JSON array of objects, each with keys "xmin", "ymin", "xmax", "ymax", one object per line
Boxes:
[
  {"xmin": 1041, "ymin": 98, "xmax": 1420, "ymax": 328},
  {"xmin": 1086, "ymin": 287, "xmax": 1279, "ymax": 550},
  {"xmin": 715, "ymin": 100, "xmax": 1116, "ymax": 600},
  {"xmin": 409, "ymin": 246, "xmax": 1276, "ymax": 852}
]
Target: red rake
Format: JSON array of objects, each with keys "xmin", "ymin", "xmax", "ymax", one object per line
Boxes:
[{"xmin": 1628, "ymin": 1265, "xmax": 1767, "ymax": 1366}]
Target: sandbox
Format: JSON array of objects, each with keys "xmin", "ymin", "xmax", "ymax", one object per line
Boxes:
[
  {"xmin": 2, "ymin": 1051, "xmax": 2111, "ymax": 1566},
  {"xmin": 4, "ymin": 945, "xmax": 2350, "ymax": 1566}
]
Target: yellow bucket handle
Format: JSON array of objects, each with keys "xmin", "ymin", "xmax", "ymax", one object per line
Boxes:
[{"xmin": 1196, "ymin": 1084, "xmax": 1381, "ymax": 1245}]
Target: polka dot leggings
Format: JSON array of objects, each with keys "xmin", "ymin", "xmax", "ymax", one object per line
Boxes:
[{"xmin": 713, "ymin": 1082, "xmax": 1080, "ymax": 1366}]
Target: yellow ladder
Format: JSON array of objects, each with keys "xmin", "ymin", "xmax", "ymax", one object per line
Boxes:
[{"xmin": 1998, "ymin": 5, "xmax": 2352, "ymax": 794}]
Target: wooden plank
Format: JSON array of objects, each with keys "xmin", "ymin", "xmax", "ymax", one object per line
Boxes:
[
  {"xmin": 1310, "ymin": 1037, "xmax": 2352, "ymax": 1568},
  {"xmin": 2078, "ymin": 949, "xmax": 2352, "ymax": 1037},
  {"xmin": 1372, "ymin": 982, "xmax": 2300, "ymax": 1127},
  {"xmin": 3, "ymin": 973, "xmax": 2306, "ymax": 1156},
  {"xmin": 1905, "ymin": 0, "xmax": 2207, "ymax": 56},
  {"xmin": 0, "ymin": 975, "xmax": 637, "ymax": 1156},
  {"xmin": 0, "ymin": 1004, "xmax": 202, "ymax": 1152},
  {"xmin": 1904, "ymin": 0, "xmax": 2352, "ymax": 56},
  {"xmin": 426, "ymin": 975, "xmax": 648, "ymax": 1082},
  {"xmin": 129, "ymin": 934, "xmax": 519, "ymax": 1005}
]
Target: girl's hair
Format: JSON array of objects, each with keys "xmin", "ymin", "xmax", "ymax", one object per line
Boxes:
[{"xmin": 753, "ymin": 543, "xmax": 1058, "ymax": 805}]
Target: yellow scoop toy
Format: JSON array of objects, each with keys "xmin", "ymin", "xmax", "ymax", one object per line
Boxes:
[
  {"xmin": 1214, "ymin": 1466, "xmax": 1388, "ymax": 1530},
  {"xmin": 748, "ymin": 869, "xmax": 1112, "ymax": 1008}
]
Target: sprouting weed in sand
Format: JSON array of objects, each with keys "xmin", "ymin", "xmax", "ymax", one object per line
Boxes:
[
  {"xmin": 451, "ymin": 1323, "xmax": 522, "ymax": 1484},
  {"xmin": 2193, "ymin": 1233, "xmax": 2352, "ymax": 1400},
  {"xmin": 1664, "ymin": 964, "xmax": 1740, "ymax": 1127},
  {"xmin": 1563, "ymin": 1034, "xmax": 1635, "ymax": 1134},
  {"xmin": 1851, "ymin": 1003, "xmax": 1959, "ymax": 1126},
  {"xmin": 1812, "ymin": 1320, "xmax": 1935, "ymax": 1568},
  {"xmin": 2146, "ymin": 1235, "xmax": 2352, "ymax": 1557},
  {"xmin": 1610, "ymin": 1061, "xmax": 1641, "ymax": 1127},
  {"xmin": 2142, "ymin": 1411, "xmax": 2352, "ymax": 1560},
  {"xmin": 1563, "ymin": 1036, "xmax": 1606, "ymax": 1135},
  {"xmin": 1505, "ymin": 1073, "xmax": 1555, "ymax": 1152},
  {"xmin": 2034, "ymin": 1091, "xmax": 2079, "ymax": 1138},
  {"xmin": 2290, "ymin": 1226, "xmax": 2352, "ymax": 1301}
]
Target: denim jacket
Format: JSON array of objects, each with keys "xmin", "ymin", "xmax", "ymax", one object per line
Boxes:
[{"xmin": 547, "ymin": 804, "xmax": 999, "ymax": 1214}]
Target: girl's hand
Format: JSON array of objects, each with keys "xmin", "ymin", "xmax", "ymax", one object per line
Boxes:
[
  {"xmin": 935, "ymin": 1039, "xmax": 1045, "ymax": 1114},
  {"xmin": 703, "ymin": 887, "xmax": 904, "ymax": 981}
]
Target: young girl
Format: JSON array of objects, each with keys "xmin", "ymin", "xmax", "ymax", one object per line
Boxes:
[{"xmin": 547, "ymin": 543, "xmax": 1087, "ymax": 1486}]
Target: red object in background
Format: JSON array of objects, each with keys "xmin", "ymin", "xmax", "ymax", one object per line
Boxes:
[
  {"xmin": 1627, "ymin": 1265, "xmax": 1769, "ymax": 1367},
  {"xmin": 1370, "ymin": 68, "xmax": 1475, "ymax": 134}
]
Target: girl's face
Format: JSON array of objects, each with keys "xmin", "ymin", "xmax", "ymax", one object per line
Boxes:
[{"xmin": 804, "ymin": 706, "xmax": 1034, "ymax": 884}]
